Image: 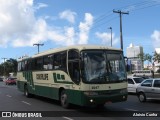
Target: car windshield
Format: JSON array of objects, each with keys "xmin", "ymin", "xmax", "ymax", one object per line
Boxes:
[
  {"xmin": 81, "ymin": 50, "xmax": 126, "ymax": 84},
  {"xmin": 133, "ymin": 78, "xmax": 144, "ymax": 83}
]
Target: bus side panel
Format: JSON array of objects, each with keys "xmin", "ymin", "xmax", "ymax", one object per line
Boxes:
[
  {"xmin": 17, "ymin": 81, "xmax": 26, "ymax": 92},
  {"xmin": 67, "ymin": 89, "xmax": 83, "ymax": 106},
  {"xmin": 50, "ymin": 87, "xmax": 59, "ymax": 100},
  {"xmin": 34, "ymin": 85, "xmax": 59, "ymax": 100}
]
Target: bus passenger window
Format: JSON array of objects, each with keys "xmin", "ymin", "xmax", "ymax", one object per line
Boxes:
[
  {"xmin": 53, "ymin": 51, "xmax": 67, "ymax": 72},
  {"xmin": 34, "ymin": 57, "xmax": 43, "ymax": 70},
  {"xmin": 43, "ymin": 55, "xmax": 52, "ymax": 70},
  {"xmin": 18, "ymin": 62, "xmax": 22, "ymax": 71}
]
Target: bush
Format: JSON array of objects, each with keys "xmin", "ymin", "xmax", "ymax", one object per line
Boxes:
[{"xmin": 157, "ymin": 69, "xmax": 160, "ymax": 73}]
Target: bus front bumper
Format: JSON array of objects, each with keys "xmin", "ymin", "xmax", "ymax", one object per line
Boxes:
[{"xmin": 81, "ymin": 89, "xmax": 128, "ymax": 106}]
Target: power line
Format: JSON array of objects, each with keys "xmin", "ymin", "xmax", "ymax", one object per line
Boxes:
[
  {"xmin": 91, "ymin": 0, "xmax": 160, "ymax": 31},
  {"xmin": 11, "ymin": 0, "xmax": 160, "ymax": 58}
]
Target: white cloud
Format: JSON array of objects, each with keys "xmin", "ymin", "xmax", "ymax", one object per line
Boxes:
[
  {"xmin": 96, "ymin": 32, "xmax": 119, "ymax": 46},
  {"xmin": 0, "ymin": 0, "xmax": 35, "ymax": 47},
  {"xmin": 78, "ymin": 13, "xmax": 94, "ymax": 44},
  {"xmin": 59, "ymin": 10, "xmax": 77, "ymax": 24},
  {"xmin": 151, "ymin": 30, "xmax": 160, "ymax": 48},
  {"xmin": 0, "ymin": 0, "xmax": 93, "ymax": 48},
  {"xmin": 35, "ymin": 3, "xmax": 48, "ymax": 10}
]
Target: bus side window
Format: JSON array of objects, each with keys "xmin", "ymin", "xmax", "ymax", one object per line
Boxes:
[
  {"xmin": 21, "ymin": 61, "xmax": 25, "ymax": 71},
  {"xmin": 33, "ymin": 57, "xmax": 43, "ymax": 70},
  {"xmin": 28, "ymin": 59, "xmax": 32, "ymax": 71},
  {"xmin": 18, "ymin": 62, "xmax": 22, "ymax": 71},
  {"xmin": 43, "ymin": 55, "xmax": 52, "ymax": 70},
  {"xmin": 53, "ymin": 51, "xmax": 67, "ymax": 72}
]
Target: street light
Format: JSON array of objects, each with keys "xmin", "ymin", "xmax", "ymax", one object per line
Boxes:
[{"xmin": 108, "ymin": 27, "xmax": 112, "ymax": 47}]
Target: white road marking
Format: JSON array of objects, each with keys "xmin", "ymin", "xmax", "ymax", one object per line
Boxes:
[
  {"xmin": 62, "ymin": 116, "xmax": 74, "ymax": 120},
  {"xmin": 6, "ymin": 95, "xmax": 12, "ymax": 97},
  {"xmin": 21, "ymin": 101, "xmax": 31, "ymax": 106},
  {"xmin": 125, "ymin": 108, "xmax": 138, "ymax": 111}
]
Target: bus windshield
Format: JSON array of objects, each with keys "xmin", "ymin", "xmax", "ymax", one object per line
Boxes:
[{"xmin": 82, "ymin": 50, "xmax": 126, "ymax": 84}]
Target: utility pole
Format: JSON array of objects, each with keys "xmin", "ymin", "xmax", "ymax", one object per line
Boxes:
[
  {"xmin": 1, "ymin": 58, "xmax": 7, "ymax": 76},
  {"xmin": 33, "ymin": 43, "xmax": 44, "ymax": 54},
  {"xmin": 113, "ymin": 10, "xmax": 129, "ymax": 50},
  {"xmin": 108, "ymin": 27, "xmax": 112, "ymax": 47},
  {"xmin": 2, "ymin": 58, "xmax": 7, "ymax": 63}
]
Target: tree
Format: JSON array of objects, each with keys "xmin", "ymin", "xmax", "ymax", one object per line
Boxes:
[
  {"xmin": 153, "ymin": 51, "xmax": 160, "ymax": 63},
  {"xmin": 153, "ymin": 51, "xmax": 160, "ymax": 73},
  {"xmin": 144, "ymin": 53, "xmax": 152, "ymax": 67},
  {"xmin": 138, "ymin": 53, "xmax": 153, "ymax": 70},
  {"xmin": 137, "ymin": 53, "xmax": 144, "ymax": 62},
  {"xmin": 0, "ymin": 58, "xmax": 17, "ymax": 76}
]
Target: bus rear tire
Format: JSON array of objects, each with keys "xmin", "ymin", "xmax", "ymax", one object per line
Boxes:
[
  {"xmin": 24, "ymin": 85, "xmax": 32, "ymax": 98},
  {"xmin": 60, "ymin": 89, "xmax": 69, "ymax": 108}
]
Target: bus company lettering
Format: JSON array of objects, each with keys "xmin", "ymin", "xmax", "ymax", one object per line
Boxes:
[{"xmin": 36, "ymin": 74, "xmax": 48, "ymax": 80}]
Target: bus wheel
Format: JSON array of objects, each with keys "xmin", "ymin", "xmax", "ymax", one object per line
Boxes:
[
  {"xmin": 60, "ymin": 90, "xmax": 69, "ymax": 108},
  {"xmin": 24, "ymin": 85, "xmax": 31, "ymax": 98}
]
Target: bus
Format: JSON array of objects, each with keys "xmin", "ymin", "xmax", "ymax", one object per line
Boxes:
[
  {"xmin": 16, "ymin": 45, "xmax": 128, "ymax": 108},
  {"xmin": 132, "ymin": 70, "xmax": 153, "ymax": 78}
]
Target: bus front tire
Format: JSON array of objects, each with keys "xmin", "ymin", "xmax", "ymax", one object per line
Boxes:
[{"xmin": 60, "ymin": 90, "xmax": 69, "ymax": 108}]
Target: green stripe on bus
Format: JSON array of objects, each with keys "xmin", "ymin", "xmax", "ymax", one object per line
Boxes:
[
  {"xmin": 53, "ymin": 73, "xmax": 73, "ymax": 84},
  {"xmin": 23, "ymin": 71, "xmax": 35, "ymax": 88}
]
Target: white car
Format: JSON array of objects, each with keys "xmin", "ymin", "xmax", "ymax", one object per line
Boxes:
[{"xmin": 127, "ymin": 77, "xmax": 144, "ymax": 93}]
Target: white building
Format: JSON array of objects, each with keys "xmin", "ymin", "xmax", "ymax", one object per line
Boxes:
[
  {"xmin": 131, "ymin": 59, "xmax": 143, "ymax": 71},
  {"xmin": 126, "ymin": 43, "xmax": 143, "ymax": 71},
  {"xmin": 126, "ymin": 43, "xmax": 143, "ymax": 58}
]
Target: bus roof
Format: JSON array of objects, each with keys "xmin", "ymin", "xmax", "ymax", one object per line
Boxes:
[{"xmin": 18, "ymin": 45, "xmax": 122, "ymax": 61}]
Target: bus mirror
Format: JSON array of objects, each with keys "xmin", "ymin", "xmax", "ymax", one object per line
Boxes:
[{"xmin": 126, "ymin": 64, "xmax": 130, "ymax": 72}]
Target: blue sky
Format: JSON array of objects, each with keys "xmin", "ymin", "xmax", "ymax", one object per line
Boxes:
[{"xmin": 0, "ymin": 0, "xmax": 160, "ymax": 62}]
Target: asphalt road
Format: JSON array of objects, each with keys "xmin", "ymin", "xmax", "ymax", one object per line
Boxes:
[{"xmin": 0, "ymin": 81, "xmax": 160, "ymax": 120}]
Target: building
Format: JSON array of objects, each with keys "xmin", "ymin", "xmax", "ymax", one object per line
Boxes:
[
  {"xmin": 126, "ymin": 43, "xmax": 143, "ymax": 71},
  {"xmin": 126, "ymin": 43, "xmax": 143, "ymax": 58}
]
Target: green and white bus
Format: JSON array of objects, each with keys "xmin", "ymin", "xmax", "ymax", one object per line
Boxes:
[{"xmin": 17, "ymin": 45, "xmax": 128, "ymax": 108}]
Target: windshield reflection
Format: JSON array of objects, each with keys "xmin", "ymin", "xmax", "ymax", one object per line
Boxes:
[{"xmin": 82, "ymin": 50, "xmax": 126, "ymax": 83}]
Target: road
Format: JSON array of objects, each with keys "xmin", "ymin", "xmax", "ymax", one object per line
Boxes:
[{"xmin": 0, "ymin": 81, "xmax": 160, "ymax": 120}]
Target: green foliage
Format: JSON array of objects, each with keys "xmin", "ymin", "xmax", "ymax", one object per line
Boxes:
[
  {"xmin": 0, "ymin": 58, "xmax": 17, "ymax": 76},
  {"xmin": 138, "ymin": 53, "xmax": 153, "ymax": 64},
  {"xmin": 153, "ymin": 51, "xmax": 160, "ymax": 63}
]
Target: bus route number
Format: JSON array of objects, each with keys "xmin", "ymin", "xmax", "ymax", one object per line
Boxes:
[{"xmin": 91, "ymin": 86, "xmax": 99, "ymax": 89}]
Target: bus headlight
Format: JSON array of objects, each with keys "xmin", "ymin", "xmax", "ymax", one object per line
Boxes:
[{"xmin": 84, "ymin": 91, "xmax": 98, "ymax": 96}]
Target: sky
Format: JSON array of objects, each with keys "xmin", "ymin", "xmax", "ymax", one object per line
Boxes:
[{"xmin": 0, "ymin": 0, "xmax": 160, "ymax": 63}]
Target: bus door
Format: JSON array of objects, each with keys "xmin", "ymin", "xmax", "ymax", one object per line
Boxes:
[
  {"xmin": 68, "ymin": 49, "xmax": 80, "ymax": 86},
  {"xmin": 68, "ymin": 49, "xmax": 81, "ymax": 103}
]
